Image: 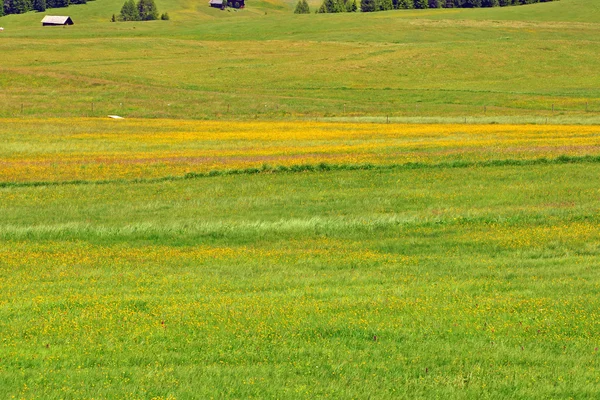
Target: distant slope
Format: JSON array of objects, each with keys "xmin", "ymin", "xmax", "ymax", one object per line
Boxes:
[{"xmin": 0, "ymin": 0, "xmax": 599, "ymax": 122}]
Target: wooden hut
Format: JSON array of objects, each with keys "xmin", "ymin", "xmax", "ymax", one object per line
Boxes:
[
  {"xmin": 209, "ymin": 0, "xmax": 225, "ymax": 8},
  {"xmin": 41, "ymin": 16, "xmax": 74, "ymax": 26}
]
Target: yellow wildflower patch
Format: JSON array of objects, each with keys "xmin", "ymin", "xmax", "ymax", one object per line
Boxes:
[{"xmin": 1, "ymin": 119, "xmax": 599, "ymax": 183}]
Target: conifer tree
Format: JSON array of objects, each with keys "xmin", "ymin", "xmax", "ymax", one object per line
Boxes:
[
  {"xmin": 33, "ymin": 0, "xmax": 45, "ymax": 11},
  {"xmin": 360, "ymin": 0, "xmax": 376, "ymax": 11},
  {"xmin": 53, "ymin": 0, "xmax": 68, "ymax": 8},
  {"xmin": 317, "ymin": 0, "xmax": 343, "ymax": 12},
  {"xmin": 294, "ymin": 0, "xmax": 310, "ymax": 13},
  {"xmin": 137, "ymin": 0, "xmax": 158, "ymax": 20},
  {"xmin": 9, "ymin": 0, "xmax": 32, "ymax": 13},
  {"xmin": 120, "ymin": 0, "xmax": 139, "ymax": 20},
  {"xmin": 377, "ymin": 0, "xmax": 393, "ymax": 10}
]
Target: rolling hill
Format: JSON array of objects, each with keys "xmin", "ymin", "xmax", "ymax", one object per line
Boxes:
[{"xmin": 0, "ymin": 0, "xmax": 599, "ymax": 121}]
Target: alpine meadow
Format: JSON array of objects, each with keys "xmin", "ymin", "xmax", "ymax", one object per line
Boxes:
[{"xmin": 1, "ymin": 0, "xmax": 600, "ymax": 398}]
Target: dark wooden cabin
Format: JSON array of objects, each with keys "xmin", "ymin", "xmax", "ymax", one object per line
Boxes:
[{"xmin": 209, "ymin": 0, "xmax": 245, "ymax": 9}]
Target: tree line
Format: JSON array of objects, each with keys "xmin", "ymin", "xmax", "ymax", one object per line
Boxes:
[
  {"xmin": 296, "ymin": 0, "xmax": 555, "ymax": 13},
  {"xmin": 2, "ymin": 0, "xmax": 89, "ymax": 16},
  {"xmin": 115, "ymin": 0, "xmax": 168, "ymax": 21}
]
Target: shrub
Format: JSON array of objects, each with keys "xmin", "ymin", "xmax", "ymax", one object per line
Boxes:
[{"xmin": 160, "ymin": 11, "xmax": 169, "ymax": 19}]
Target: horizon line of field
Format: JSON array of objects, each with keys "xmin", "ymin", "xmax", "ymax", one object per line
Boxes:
[{"xmin": 2, "ymin": 154, "xmax": 598, "ymax": 190}]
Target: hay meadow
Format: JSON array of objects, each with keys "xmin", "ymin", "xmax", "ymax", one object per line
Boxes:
[{"xmin": 2, "ymin": 0, "xmax": 600, "ymax": 398}]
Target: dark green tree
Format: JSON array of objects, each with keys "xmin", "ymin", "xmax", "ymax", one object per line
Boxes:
[
  {"xmin": 4, "ymin": 0, "xmax": 13, "ymax": 13},
  {"xmin": 120, "ymin": 0, "xmax": 139, "ymax": 20},
  {"xmin": 481, "ymin": 0, "xmax": 497, "ymax": 6},
  {"xmin": 317, "ymin": 0, "xmax": 343, "ymax": 12},
  {"xmin": 294, "ymin": 0, "xmax": 310, "ymax": 13},
  {"xmin": 137, "ymin": 0, "xmax": 158, "ymax": 20},
  {"xmin": 414, "ymin": 0, "xmax": 427, "ymax": 8},
  {"xmin": 456, "ymin": 0, "xmax": 481, "ymax": 6},
  {"xmin": 52, "ymin": 0, "xmax": 68, "ymax": 8},
  {"xmin": 8, "ymin": 0, "xmax": 32, "ymax": 14},
  {"xmin": 160, "ymin": 11, "xmax": 169, "ymax": 19},
  {"xmin": 360, "ymin": 0, "xmax": 375, "ymax": 11},
  {"xmin": 396, "ymin": 0, "xmax": 413, "ymax": 8},
  {"xmin": 33, "ymin": 0, "xmax": 45, "ymax": 11},
  {"xmin": 346, "ymin": 0, "xmax": 356, "ymax": 11},
  {"xmin": 428, "ymin": 0, "xmax": 440, "ymax": 6},
  {"xmin": 377, "ymin": 0, "xmax": 393, "ymax": 10}
]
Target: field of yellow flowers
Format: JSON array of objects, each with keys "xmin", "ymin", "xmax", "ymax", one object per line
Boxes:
[
  {"xmin": 2, "ymin": 118, "xmax": 600, "ymax": 184},
  {"xmin": 2, "ymin": 119, "xmax": 600, "ymax": 398}
]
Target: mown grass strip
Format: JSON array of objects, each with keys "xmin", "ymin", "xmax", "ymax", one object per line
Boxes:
[{"xmin": 1, "ymin": 154, "xmax": 599, "ymax": 190}]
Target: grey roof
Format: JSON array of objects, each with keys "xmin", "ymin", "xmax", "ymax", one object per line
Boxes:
[
  {"xmin": 41, "ymin": 16, "xmax": 73, "ymax": 24},
  {"xmin": 209, "ymin": 0, "xmax": 224, "ymax": 4}
]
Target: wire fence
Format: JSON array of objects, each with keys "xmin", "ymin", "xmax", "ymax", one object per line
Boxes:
[{"xmin": 3, "ymin": 99, "xmax": 600, "ymax": 124}]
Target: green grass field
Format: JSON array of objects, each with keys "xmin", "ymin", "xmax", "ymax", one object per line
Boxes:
[
  {"xmin": 1, "ymin": 0, "xmax": 600, "ymax": 121},
  {"xmin": 2, "ymin": 0, "xmax": 600, "ymax": 398},
  {"xmin": 3, "ymin": 150, "xmax": 600, "ymax": 398},
  {"xmin": 2, "ymin": 120, "xmax": 600, "ymax": 398}
]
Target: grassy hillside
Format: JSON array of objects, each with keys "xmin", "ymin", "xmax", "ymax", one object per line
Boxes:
[{"xmin": 1, "ymin": 0, "xmax": 599, "ymax": 121}]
